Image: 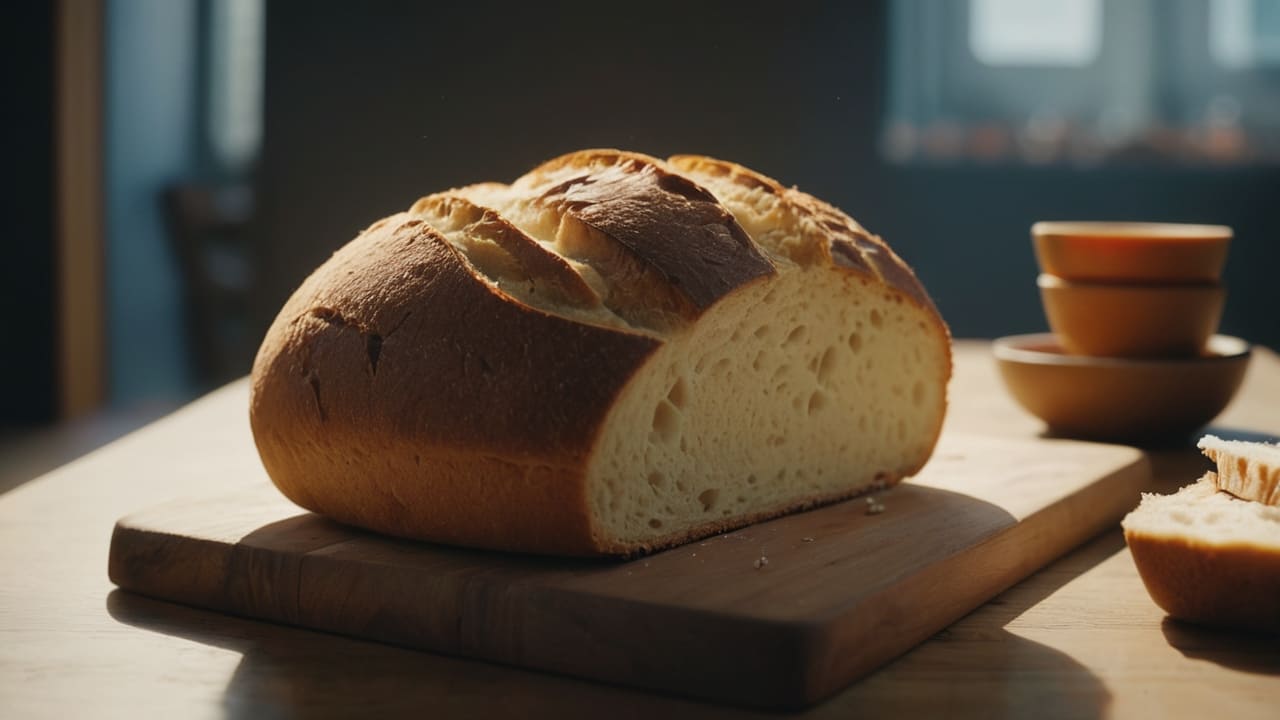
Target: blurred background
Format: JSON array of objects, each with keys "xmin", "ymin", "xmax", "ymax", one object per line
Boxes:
[{"xmin": 4, "ymin": 0, "xmax": 1279, "ymax": 471}]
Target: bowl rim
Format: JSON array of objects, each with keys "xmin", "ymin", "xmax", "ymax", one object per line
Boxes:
[
  {"xmin": 1035, "ymin": 273, "xmax": 1225, "ymax": 292},
  {"xmin": 1031, "ymin": 221, "xmax": 1233, "ymax": 241},
  {"xmin": 992, "ymin": 333, "xmax": 1251, "ymax": 367}
]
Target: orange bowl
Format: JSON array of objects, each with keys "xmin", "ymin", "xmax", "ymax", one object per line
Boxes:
[
  {"xmin": 1032, "ymin": 221, "xmax": 1231, "ymax": 283},
  {"xmin": 994, "ymin": 334, "xmax": 1250, "ymax": 442},
  {"xmin": 1038, "ymin": 274, "xmax": 1224, "ymax": 358}
]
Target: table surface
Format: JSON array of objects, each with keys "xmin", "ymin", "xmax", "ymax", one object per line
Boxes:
[{"xmin": 3, "ymin": 340, "xmax": 1278, "ymax": 719}]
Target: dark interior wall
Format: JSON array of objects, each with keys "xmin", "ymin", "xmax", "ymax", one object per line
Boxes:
[
  {"xmin": 2, "ymin": 4, "xmax": 56, "ymax": 426},
  {"xmin": 254, "ymin": 0, "xmax": 1280, "ymax": 352}
]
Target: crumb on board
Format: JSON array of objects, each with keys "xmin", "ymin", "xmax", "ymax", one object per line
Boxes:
[
  {"xmin": 801, "ymin": 536, "xmax": 815, "ymax": 543},
  {"xmin": 753, "ymin": 555, "xmax": 769, "ymax": 569},
  {"xmin": 865, "ymin": 496, "xmax": 886, "ymax": 515}
]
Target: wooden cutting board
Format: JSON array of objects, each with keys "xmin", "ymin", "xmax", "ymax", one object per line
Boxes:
[{"xmin": 108, "ymin": 432, "xmax": 1147, "ymax": 710}]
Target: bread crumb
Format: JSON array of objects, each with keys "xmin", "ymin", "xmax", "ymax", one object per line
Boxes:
[
  {"xmin": 801, "ymin": 536, "xmax": 815, "ymax": 543},
  {"xmin": 866, "ymin": 496, "xmax": 886, "ymax": 515},
  {"xmin": 753, "ymin": 555, "xmax": 769, "ymax": 569}
]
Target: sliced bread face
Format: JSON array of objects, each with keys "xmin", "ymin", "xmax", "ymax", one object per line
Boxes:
[{"xmin": 250, "ymin": 150, "xmax": 952, "ymax": 556}]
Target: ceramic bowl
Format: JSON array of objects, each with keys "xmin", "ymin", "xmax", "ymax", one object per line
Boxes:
[
  {"xmin": 1032, "ymin": 221, "xmax": 1231, "ymax": 284},
  {"xmin": 993, "ymin": 333, "xmax": 1251, "ymax": 442},
  {"xmin": 1038, "ymin": 274, "xmax": 1225, "ymax": 358}
]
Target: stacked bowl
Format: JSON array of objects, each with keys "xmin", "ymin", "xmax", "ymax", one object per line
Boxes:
[{"xmin": 995, "ymin": 222, "xmax": 1251, "ymax": 442}]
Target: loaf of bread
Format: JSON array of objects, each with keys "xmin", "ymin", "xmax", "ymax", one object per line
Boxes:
[
  {"xmin": 1123, "ymin": 438, "xmax": 1280, "ymax": 632},
  {"xmin": 249, "ymin": 150, "xmax": 952, "ymax": 556}
]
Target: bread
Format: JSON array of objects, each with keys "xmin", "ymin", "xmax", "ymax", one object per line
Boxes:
[
  {"xmin": 1123, "ymin": 475, "xmax": 1280, "ymax": 632},
  {"xmin": 1123, "ymin": 435, "xmax": 1280, "ymax": 632},
  {"xmin": 1197, "ymin": 434, "xmax": 1280, "ymax": 506},
  {"xmin": 249, "ymin": 150, "xmax": 952, "ymax": 556}
]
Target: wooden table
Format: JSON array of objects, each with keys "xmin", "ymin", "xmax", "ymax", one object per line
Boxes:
[{"xmin": 3, "ymin": 341, "xmax": 1278, "ymax": 719}]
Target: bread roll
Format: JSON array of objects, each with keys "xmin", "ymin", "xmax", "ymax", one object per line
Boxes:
[
  {"xmin": 1122, "ymin": 475, "xmax": 1280, "ymax": 633},
  {"xmin": 249, "ymin": 150, "xmax": 951, "ymax": 556}
]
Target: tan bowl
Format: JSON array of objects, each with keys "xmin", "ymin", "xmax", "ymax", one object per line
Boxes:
[
  {"xmin": 1038, "ymin": 274, "xmax": 1225, "ymax": 357},
  {"xmin": 1032, "ymin": 221, "xmax": 1231, "ymax": 283},
  {"xmin": 994, "ymin": 333, "xmax": 1250, "ymax": 442}
]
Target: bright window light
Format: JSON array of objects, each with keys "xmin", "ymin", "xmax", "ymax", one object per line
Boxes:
[{"xmin": 969, "ymin": 0, "xmax": 1101, "ymax": 67}]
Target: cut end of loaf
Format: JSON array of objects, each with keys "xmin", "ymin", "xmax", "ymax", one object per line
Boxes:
[
  {"xmin": 1122, "ymin": 474, "xmax": 1280, "ymax": 546},
  {"xmin": 587, "ymin": 266, "xmax": 949, "ymax": 553}
]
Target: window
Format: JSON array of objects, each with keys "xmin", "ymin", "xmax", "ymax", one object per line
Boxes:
[{"xmin": 885, "ymin": 0, "xmax": 1280, "ymax": 165}]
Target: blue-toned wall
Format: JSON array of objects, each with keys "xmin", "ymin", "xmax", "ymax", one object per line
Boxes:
[{"xmin": 104, "ymin": 0, "xmax": 198, "ymax": 407}]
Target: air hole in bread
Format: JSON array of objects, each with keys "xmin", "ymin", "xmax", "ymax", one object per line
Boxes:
[
  {"xmin": 667, "ymin": 377, "xmax": 688, "ymax": 409},
  {"xmin": 808, "ymin": 391, "xmax": 828, "ymax": 415},
  {"xmin": 783, "ymin": 325, "xmax": 808, "ymax": 348},
  {"xmin": 771, "ymin": 364, "xmax": 791, "ymax": 383},
  {"xmin": 647, "ymin": 472, "xmax": 666, "ymax": 490},
  {"xmin": 848, "ymin": 333, "xmax": 863, "ymax": 353},
  {"xmin": 698, "ymin": 488, "xmax": 720, "ymax": 512},
  {"xmin": 817, "ymin": 347, "xmax": 839, "ymax": 386},
  {"xmin": 870, "ymin": 309, "xmax": 883, "ymax": 329},
  {"xmin": 651, "ymin": 401, "xmax": 680, "ymax": 444}
]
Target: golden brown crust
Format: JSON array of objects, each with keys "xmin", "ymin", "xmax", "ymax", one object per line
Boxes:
[
  {"xmin": 667, "ymin": 154, "xmax": 941, "ymax": 316},
  {"xmin": 1125, "ymin": 530, "xmax": 1280, "ymax": 633},
  {"xmin": 249, "ymin": 215, "xmax": 660, "ymax": 554},
  {"xmin": 515, "ymin": 151, "xmax": 777, "ymax": 328}
]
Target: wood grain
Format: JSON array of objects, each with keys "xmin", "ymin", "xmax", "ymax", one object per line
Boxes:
[
  {"xmin": 3, "ymin": 342, "xmax": 1279, "ymax": 719},
  {"xmin": 108, "ymin": 433, "xmax": 1147, "ymax": 709}
]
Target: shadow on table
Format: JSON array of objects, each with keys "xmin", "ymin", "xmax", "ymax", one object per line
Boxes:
[
  {"xmin": 1160, "ymin": 618, "xmax": 1280, "ymax": 677},
  {"xmin": 823, "ymin": 529, "xmax": 1121, "ymax": 720},
  {"xmin": 107, "ymin": 589, "xmax": 742, "ymax": 720}
]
